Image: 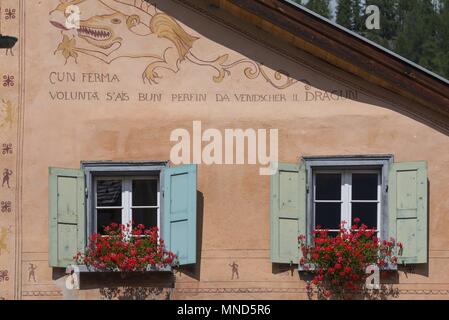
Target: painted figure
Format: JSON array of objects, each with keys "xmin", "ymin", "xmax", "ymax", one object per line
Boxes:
[
  {"xmin": 229, "ymin": 261, "xmax": 239, "ymax": 280},
  {"xmin": 2, "ymin": 169, "xmax": 12, "ymax": 188},
  {"xmin": 28, "ymin": 264, "xmax": 37, "ymax": 282}
]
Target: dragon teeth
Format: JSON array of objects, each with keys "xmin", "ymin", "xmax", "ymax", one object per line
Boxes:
[{"xmin": 79, "ymin": 26, "xmax": 110, "ymax": 39}]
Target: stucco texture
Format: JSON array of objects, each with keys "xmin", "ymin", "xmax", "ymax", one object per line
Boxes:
[{"xmin": 0, "ymin": 0, "xmax": 448, "ymax": 300}]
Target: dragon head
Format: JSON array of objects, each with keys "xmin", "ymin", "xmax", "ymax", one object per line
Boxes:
[
  {"xmin": 50, "ymin": 0, "xmax": 134, "ymax": 50},
  {"xmin": 72, "ymin": 12, "xmax": 126, "ymax": 49},
  {"xmin": 49, "ymin": 0, "xmax": 197, "ymax": 68}
]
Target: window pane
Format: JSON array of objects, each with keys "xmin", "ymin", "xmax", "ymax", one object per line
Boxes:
[
  {"xmin": 352, "ymin": 203, "xmax": 378, "ymax": 229},
  {"xmin": 352, "ymin": 173, "xmax": 378, "ymax": 200},
  {"xmin": 96, "ymin": 180, "xmax": 121, "ymax": 207},
  {"xmin": 132, "ymin": 179, "xmax": 158, "ymax": 206},
  {"xmin": 132, "ymin": 208, "xmax": 157, "ymax": 229},
  {"xmin": 315, "ymin": 202, "xmax": 341, "ymax": 230},
  {"xmin": 97, "ymin": 209, "xmax": 121, "ymax": 234},
  {"xmin": 315, "ymin": 174, "xmax": 341, "ymax": 200}
]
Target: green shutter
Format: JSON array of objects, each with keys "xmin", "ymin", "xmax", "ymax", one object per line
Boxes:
[
  {"xmin": 389, "ymin": 161, "xmax": 428, "ymax": 264},
  {"xmin": 270, "ymin": 162, "xmax": 306, "ymax": 264},
  {"xmin": 163, "ymin": 164, "xmax": 197, "ymax": 265},
  {"xmin": 48, "ymin": 167, "xmax": 86, "ymax": 268}
]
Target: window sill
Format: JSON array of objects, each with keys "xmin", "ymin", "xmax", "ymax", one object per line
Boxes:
[
  {"xmin": 298, "ymin": 263, "xmax": 398, "ymax": 272},
  {"xmin": 65, "ymin": 264, "xmax": 172, "ymax": 274}
]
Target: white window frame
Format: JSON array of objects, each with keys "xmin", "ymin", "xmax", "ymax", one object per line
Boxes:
[
  {"xmin": 81, "ymin": 161, "xmax": 169, "ymax": 241},
  {"xmin": 304, "ymin": 155, "xmax": 393, "ymax": 245},
  {"xmin": 94, "ymin": 176, "xmax": 160, "ymax": 233},
  {"xmin": 313, "ymin": 169, "xmax": 381, "ymax": 234}
]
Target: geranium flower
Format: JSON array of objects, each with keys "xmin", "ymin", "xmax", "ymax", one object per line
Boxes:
[
  {"xmin": 73, "ymin": 223, "xmax": 176, "ymax": 272},
  {"xmin": 298, "ymin": 220, "xmax": 400, "ymax": 299}
]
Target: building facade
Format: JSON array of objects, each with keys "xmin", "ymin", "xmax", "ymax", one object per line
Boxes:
[{"xmin": 0, "ymin": 0, "xmax": 449, "ymax": 300}]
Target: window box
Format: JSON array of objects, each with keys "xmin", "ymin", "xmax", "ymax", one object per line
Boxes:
[
  {"xmin": 298, "ymin": 262, "xmax": 398, "ymax": 272},
  {"xmin": 66, "ymin": 264, "xmax": 172, "ymax": 274}
]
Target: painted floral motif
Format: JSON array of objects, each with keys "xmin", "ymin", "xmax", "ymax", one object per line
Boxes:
[
  {"xmin": 0, "ymin": 270, "xmax": 9, "ymax": 282},
  {"xmin": 1, "ymin": 201, "xmax": 11, "ymax": 213},
  {"xmin": 4, "ymin": 8, "xmax": 16, "ymax": 20},
  {"xmin": 2, "ymin": 75, "xmax": 14, "ymax": 87},
  {"xmin": 2, "ymin": 143, "xmax": 12, "ymax": 155}
]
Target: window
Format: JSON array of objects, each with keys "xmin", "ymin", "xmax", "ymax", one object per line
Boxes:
[
  {"xmin": 270, "ymin": 155, "xmax": 429, "ymax": 265},
  {"xmin": 48, "ymin": 162, "xmax": 198, "ymax": 268},
  {"xmin": 313, "ymin": 170, "xmax": 381, "ymax": 236},
  {"xmin": 95, "ymin": 177, "xmax": 160, "ymax": 234},
  {"xmin": 305, "ymin": 156, "xmax": 391, "ymax": 243}
]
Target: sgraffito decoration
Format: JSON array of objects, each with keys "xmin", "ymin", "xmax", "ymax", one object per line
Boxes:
[
  {"xmin": 4, "ymin": 8, "xmax": 16, "ymax": 20},
  {"xmin": 27, "ymin": 264, "xmax": 37, "ymax": 282},
  {"xmin": 1, "ymin": 201, "xmax": 11, "ymax": 213},
  {"xmin": 0, "ymin": 2, "xmax": 18, "ymax": 56},
  {"xmin": 2, "ymin": 168, "xmax": 12, "ymax": 188},
  {"xmin": 2, "ymin": 74, "xmax": 14, "ymax": 87},
  {"xmin": 49, "ymin": 0, "xmax": 297, "ymax": 89},
  {"xmin": 0, "ymin": 270, "xmax": 9, "ymax": 282},
  {"xmin": 229, "ymin": 261, "xmax": 239, "ymax": 280},
  {"xmin": 2, "ymin": 143, "xmax": 12, "ymax": 155}
]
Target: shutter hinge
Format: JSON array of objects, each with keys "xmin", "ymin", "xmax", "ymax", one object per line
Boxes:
[
  {"xmin": 85, "ymin": 188, "xmax": 88, "ymax": 198},
  {"xmin": 306, "ymin": 185, "xmax": 309, "ymax": 193},
  {"xmin": 385, "ymin": 185, "xmax": 389, "ymax": 192}
]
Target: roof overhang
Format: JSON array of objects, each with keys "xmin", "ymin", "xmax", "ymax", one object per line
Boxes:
[{"xmin": 177, "ymin": 0, "xmax": 449, "ymax": 130}]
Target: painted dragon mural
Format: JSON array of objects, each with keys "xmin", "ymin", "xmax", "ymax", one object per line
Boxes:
[{"xmin": 49, "ymin": 0, "xmax": 297, "ymax": 88}]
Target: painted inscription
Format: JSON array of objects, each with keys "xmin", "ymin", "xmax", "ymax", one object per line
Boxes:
[
  {"xmin": 48, "ymin": 70, "xmax": 359, "ymax": 103},
  {"xmin": 294, "ymin": 88, "xmax": 359, "ymax": 102},
  {"xmin": 49, "ymin": 0, "xmax": 295, "ymax": 89},
  {"xmin": 48, "ymin": 71, "xmax": 120, "ymax": 84}
]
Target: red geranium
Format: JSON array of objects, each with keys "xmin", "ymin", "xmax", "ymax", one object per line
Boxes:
[
  {"xmin": 74, "ymin": 223, "xmax": 177, "ymax": 272},
  {"xmin": 299, "ymin": 218, "xmax": 400, "ymax": 299}
]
